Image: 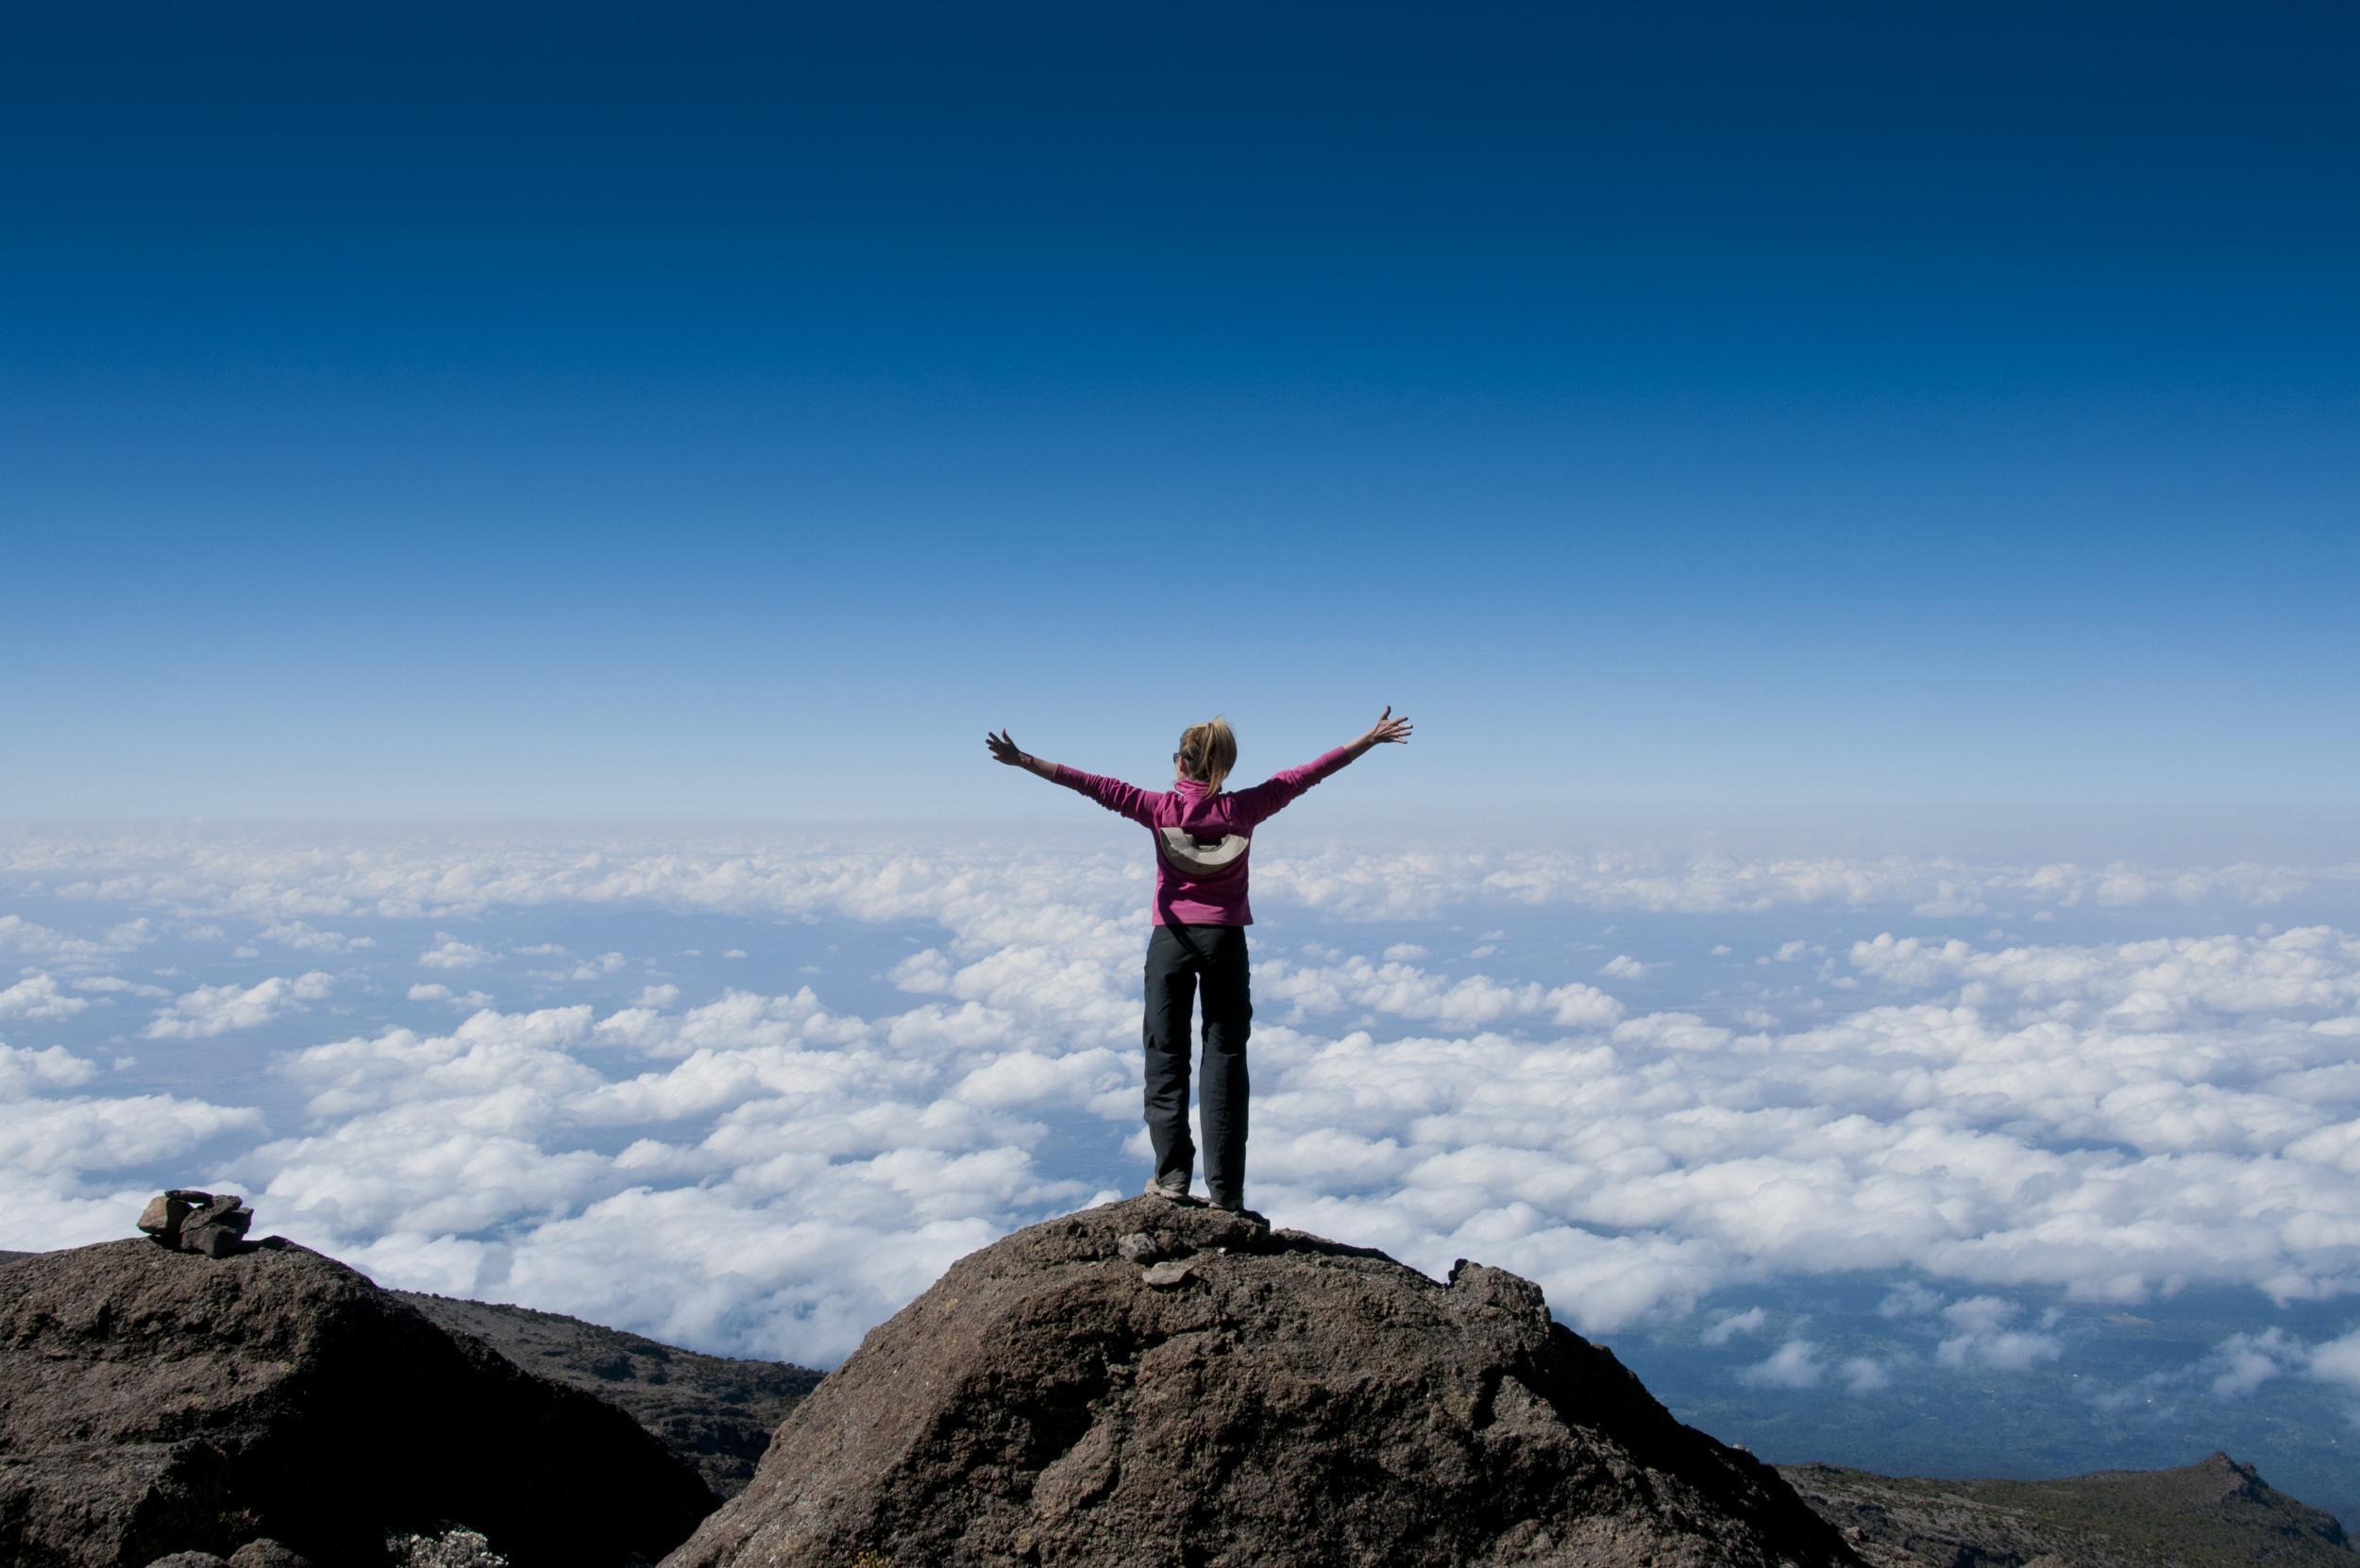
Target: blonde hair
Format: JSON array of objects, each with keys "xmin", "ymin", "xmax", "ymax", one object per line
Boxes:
[{"xmin": 1177, "ymin": 717, "xmax": 1238, "ymax": 794}]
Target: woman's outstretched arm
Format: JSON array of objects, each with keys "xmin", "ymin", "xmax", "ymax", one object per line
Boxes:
[
  {"xmin": 1229, "ymin": 705, "xmax": 1413, "ymax": 827},
  {"xmin": 986, "ymin": 729, "xmax": 1157, "ymax": 825}
]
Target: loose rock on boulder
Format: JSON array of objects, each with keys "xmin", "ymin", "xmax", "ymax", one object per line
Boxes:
[
  {"xmin": 136, "ymin": 1189, "xmax": 254, "ymax": 1258},
  {"xmin": 663, "ymin": 1196, "xmax": 1863, "ymax": 1568},
  {"xmin": 225, "ymin": 1543, "xmax": 316, "ymax": 1568},
  {"xmin": 143, "ymin": 1543, "xmax": 314, "ymax": 1568}
]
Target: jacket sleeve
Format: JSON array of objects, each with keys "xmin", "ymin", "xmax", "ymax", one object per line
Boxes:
[
  {"xmin": 1050, "ymin": 764, "xmax": 1159, "ymax": 827},
  {"xmin": 1227, "ymin": 746, "xmax": 1357, "ymax": 828}
]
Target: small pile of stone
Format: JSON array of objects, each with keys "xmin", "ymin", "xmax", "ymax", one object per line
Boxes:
[{"xmin": 138, "ymin": 1189, "xmax": 255, "ymax": 1258}]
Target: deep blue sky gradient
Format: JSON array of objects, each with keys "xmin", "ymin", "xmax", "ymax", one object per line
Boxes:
[{"xmin": 4, "ymin": 4, "xmax": 2354, "ymax": 818}]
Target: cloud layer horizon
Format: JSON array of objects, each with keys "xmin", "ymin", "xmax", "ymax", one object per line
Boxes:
[{"xmin": 5, "ymin": 824, "xmax": 2357, "ymax": 1468}]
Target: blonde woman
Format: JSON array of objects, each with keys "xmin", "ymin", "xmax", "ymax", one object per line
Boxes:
[{"xmin": 986, "ymin": 708, "xmax": 1414, "ymax": 1216}]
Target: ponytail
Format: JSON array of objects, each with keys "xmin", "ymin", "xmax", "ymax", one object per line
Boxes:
[{"xmin": 1176, "ymin": 717, "xmax": 1238, "ymax": 794}]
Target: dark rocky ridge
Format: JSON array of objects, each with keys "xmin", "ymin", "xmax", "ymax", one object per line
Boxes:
[
  {"xmin": 0, "ymin": 1239, "xmax": 717, "ymax": 1567},
  {"xmin": 5, "ymin": 1237, "xmax": 2349, "ymax": 1568},
  {"xmin": 391, "ymin": 1290, "xmax": 821, "ymax": 1497},
  {"xmin": 665, "ymin": 1196, "xmax": 1864, "ymax": 1568},
  {"xmin": 1781, "ymin": 1453, "xmax": 2357, "ymax": 1568},
  {"xmin": 2, "ymin": 1249, "xmax": 820, "ymax": 1504}
]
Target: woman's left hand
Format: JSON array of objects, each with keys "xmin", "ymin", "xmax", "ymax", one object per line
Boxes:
[{"xmin": 1363, "ymin": 705, "xmax": 1414, "ymax": 746}]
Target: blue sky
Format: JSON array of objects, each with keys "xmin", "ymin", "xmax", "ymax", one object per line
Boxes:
[
  {"xmin": 8, "ymin": 7, "xmax": 2360, "ymax": 1520},
  {"xmin": 5, "ymin": 3, "xmax": 2354, "ymax": 818}
]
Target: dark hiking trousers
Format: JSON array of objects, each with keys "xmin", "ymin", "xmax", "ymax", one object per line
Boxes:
[{"xmin": 1142, "ymin": 922, "xmax": 1252, "ymax": 1208}]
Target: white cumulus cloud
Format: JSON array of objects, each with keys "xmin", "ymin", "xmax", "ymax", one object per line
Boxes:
[
  {"xmin": 0, "ymin": 972, "xmax": 89, "ymax": 1021},
  {"xmin": 261, "ymin": 919, "xmax": 376, "ymax": 953},
  {"xmin": 1741, "ymin": 1339, "xmax": 1824, "ymax": 1389},
  {"xmin": 144, "ymin": 972, "xmax": 333, "ymax": 1039},
  {"xmin": 418, "ymin": 934, "xmax": 495, "ymax": 969}
]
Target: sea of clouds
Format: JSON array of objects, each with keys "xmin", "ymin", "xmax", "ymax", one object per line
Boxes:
[{"xmin": 4, "ymin": 820, "xmax": 2358, "ymax": 1496}]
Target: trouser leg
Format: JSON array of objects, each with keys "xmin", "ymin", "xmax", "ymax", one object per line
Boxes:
[
  {"xmin": 1141, "ymin": 926, "xmax": 1197, "ymax": 1186},
  {"xmin": 1195, "ymin": 925, "xmax": 1253, "ymax": 1208}
]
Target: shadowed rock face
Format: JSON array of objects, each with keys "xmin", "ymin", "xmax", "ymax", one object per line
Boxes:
[
  {"xmin": 392, "ymin": 1290, "xmax": 822, "ymax": 1497},
  {"xmin": 664, "ymin": 1198, "xmax": 1863, "ymax": 1568},
  {"xmin": 0, "ymin": 1238, "xmax": 719, "ymax": 1568}
]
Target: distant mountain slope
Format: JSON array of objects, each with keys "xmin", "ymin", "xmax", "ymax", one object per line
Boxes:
[
  {"xmin": 1780, "ymin": 1452, "xmax": 2357, "ymax": 1568},
  {"xmin": 392, "ymin": 1289, "xmax": 822, "ymax": 1496}
]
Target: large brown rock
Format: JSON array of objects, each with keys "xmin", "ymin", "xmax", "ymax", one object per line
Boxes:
[
  {"xmin": 0, "ymin": 1237, "xmax": 718, "ymax": 1567},
  {"xmin": 664, "ymin": 1197, "xmax": 1863, "ymax": 1568}
]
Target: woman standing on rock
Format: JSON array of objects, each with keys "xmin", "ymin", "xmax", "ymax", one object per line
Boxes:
[{"xmin": 985, "ymin": 708, "xmax": 1414, "ymax": 1217}]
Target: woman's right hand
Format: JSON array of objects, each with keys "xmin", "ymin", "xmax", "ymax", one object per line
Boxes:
[{"xmin": 985, "ymin": 728, "xmax": 1028, "ymax": 767}]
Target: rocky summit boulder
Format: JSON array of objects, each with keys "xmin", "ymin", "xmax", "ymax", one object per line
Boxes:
[
  {"xmin": 0, "ymin": 1237, "xmax": 719, "ymax": 1568},
  {"xmin": 665, "ymin": 1197, "xmax": 1863, "ymax": 1568}
]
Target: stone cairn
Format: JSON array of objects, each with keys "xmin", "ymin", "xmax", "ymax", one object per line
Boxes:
[{"xmin": 137, "ymin": 1189, "xmax": 255, "ymax": 1258}]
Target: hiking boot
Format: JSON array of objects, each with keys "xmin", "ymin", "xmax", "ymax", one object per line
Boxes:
[
  {"xmin": 1144, "ymin": 1172, "xmax": 1192, "ymax": 1203},
  {"xmin": 1211, "ymin": 1200, "xmax": 1270, "ymax": 1229}
]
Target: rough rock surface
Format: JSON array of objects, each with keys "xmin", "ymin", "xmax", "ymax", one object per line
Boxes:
[
  {"xmin": 664, "ymin": 1197, "xmax": 1862, "ymax": 1568},
  {"xmin": 1781, "ymin": 1452, "xmax": 2358, "ymax": 1568},
  {"xmin": 225, "ymin": 1543, "xmax": 314, "ymax": 1568},
  {"xmin": 392, "ymin": 1290, "xmax": 821, "ymax": 1496},
  {"xmin": 0, "ymin": 1238, "xmax": 718, "ymax": 1567}
]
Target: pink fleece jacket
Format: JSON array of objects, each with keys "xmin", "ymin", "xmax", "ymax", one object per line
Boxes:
[{"xmin": 1053, "ymin": 747, "xmax": 1357, "ymax": 926}]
